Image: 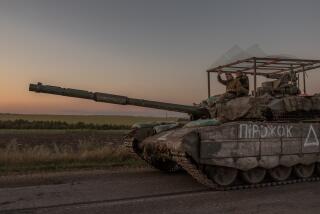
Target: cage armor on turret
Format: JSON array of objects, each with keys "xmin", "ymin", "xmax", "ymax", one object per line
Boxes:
[{"xmin": 29, "ymin": 57, "xmax": 320, "ymax": 190}]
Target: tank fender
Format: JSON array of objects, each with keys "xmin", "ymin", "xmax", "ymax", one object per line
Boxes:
[
  {"xmin": 279, "ymin": 155, "xmax": 300, "ymax": 167},
  {"xmin": 128, "ymin": 127, "xmax": 155, "ymax": 154},
  {"xmin": 258, "ymin": 156, "xmax": 279, "ymax": 169},
  {"xmin": 235, "ymin": 157, "xmax": 258, "ymax": 171},
  {"xmin": 302, "ymin": 154, "xmax": 318, "ymax": 165},
  {"xmin": 279, "ymin": 154, "xmax": 318, "ymax": 167},
  {"xmin": 182, "ymin": 131, "xmax": 201, "ymax": 162},
  {"xmin": 132, "ymin": 127, "xmax": 155, "ymax": 143}
]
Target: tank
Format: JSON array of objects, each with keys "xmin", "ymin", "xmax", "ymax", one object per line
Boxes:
[{"xmin": 29, "ymin": 57, "xmax": 320, "ymax": 190}]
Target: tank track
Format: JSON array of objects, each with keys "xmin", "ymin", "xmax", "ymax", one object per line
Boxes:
[
  {"xmin": 174, "ymin": 156, "xmax": 218, "ymax": 189},
  {"xmin": 123, "ymin": 135, "xmax": 181, "ymax": 173},
  {"xmin": 174, "ymin": 155, "xmax": 320, "ymax": 191}
]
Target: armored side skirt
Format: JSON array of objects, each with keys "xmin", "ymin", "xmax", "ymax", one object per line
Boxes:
[{"xmin": 199, "ymin": 122, "xmax": 320, "ymax": 170}]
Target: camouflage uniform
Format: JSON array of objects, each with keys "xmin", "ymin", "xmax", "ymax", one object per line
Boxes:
[
  {"xmin": 217, "ymin": 73, "xmax": 249, "ymax": 102},
  {"xmin": 235, "ymin": 74, "xmax": 249, "ymax": 96},
  {"xmin": 217, "ymin": 74, "xmax": 237, "ymax": 101}
]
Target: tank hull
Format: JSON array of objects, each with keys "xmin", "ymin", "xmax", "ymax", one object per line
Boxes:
[{"xmin": 134, "ymin": 121, "xmax": 320, "ymax": 188}]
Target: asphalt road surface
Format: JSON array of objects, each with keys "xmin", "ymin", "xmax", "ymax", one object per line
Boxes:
[{"xmin": 1, "ymin": 169, "xmax": 320, "ymax": 214}]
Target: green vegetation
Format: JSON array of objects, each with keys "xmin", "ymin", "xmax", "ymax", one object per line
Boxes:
[
  {"xmin": 0, "ymin": 141, "xmax": 147, "ymax": 174},
  {"xmin": 0, "ymin": 119, "xmax": 130, "ymax": 130},
  {"xmin": 0, "ymin": 114, "xmax": 178, "ymax": 126}
]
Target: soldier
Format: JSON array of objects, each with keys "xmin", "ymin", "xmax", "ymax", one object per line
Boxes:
[
  {"xmin": 217, "ymin": 70, "xmax": 249, "ymax": 102},
  {"xmin": 235, "ymin": 71, "xmax": 249, "ymax": 96},
  {"xmin": 217, "ymin": 70, "xmax": 238, "ymax": 101}
]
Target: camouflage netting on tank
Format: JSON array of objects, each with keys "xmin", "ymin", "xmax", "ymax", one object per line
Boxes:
[
  {"xmin": 283, "ymin": 96, "xmax": 313, "ymax": 112},
  {"xmin": 208, "ymin": 96, "xmax": 272, "ymax": 121},
  {"xmin": 205, "ymin": 95, "xmax": 220, "ymax": 107},
  {"xmin": 268, "ymin": 95, "xmax": 320, "ymax": 113},
  {"xmin": 205, "ymin": 94, "xmax": 320, "ymax": 122}
]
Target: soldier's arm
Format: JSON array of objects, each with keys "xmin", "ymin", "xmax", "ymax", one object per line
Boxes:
[{"xmin": 217, "ymin": 74, "xmax": 227, "ymax": 85}]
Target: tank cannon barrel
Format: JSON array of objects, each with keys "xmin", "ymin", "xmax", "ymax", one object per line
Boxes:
[{"xmin": 29, "ymin": 83, "xmax": 208, "ymax": 118}]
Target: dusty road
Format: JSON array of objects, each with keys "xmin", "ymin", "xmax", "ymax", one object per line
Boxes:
[{"xmin": 1, "ymin": 169, "xmax": 320, "ymax": 214}]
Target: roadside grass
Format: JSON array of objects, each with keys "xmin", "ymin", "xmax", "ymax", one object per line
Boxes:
[{"xmin": 0, "ymin": 141, "xmax": 147, "ymax": 175}]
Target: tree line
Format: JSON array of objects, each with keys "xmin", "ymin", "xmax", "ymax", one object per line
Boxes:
[{"xmin": 0, "ymin": 119, "xmax": 131, "ymax": 130}]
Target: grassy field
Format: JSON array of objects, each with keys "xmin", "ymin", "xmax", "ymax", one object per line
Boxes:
[
  {"xmin": 0, "ymin": 130, "xmax": 149, "ymax": 174},
  {"xmin": 0, "ymin": 114, "xmax": 178, "ymax": 126},
  {"xmin": 0, "ymin": 129, "xmax": 128, "ymax": 149},
  {"xmin": 0, "ymin": 141, "xmax": 146, "ymax": 174},
  {"xmin": 0, "ymin": 114, "xmax": 175, "ymax": 174}
]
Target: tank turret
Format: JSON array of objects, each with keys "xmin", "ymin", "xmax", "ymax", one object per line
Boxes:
[{"xmin": 29, "ymin": 82, "xmax": 209, "ymax": 119}]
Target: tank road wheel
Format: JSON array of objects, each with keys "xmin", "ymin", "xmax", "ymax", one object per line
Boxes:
[
  {"xmin": 268, "ymin": 166, "xmax": 292, "ymax": 181},
  {"xmin": 241, "ymin": 168, "xmax": 266, "ymax": 184},
  {"xmin": 205, "ymin": 166, "xmax": 238, "ymax": 186},
  {"xmin": 293, "ymin": 164, "xmax": 315, "ymax": 178}
]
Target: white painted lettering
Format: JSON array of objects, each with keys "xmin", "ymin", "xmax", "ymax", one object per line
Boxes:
[
  {"xmin": 248, "ymin": 124, "xmax": 252, "ymax": 139},
  {"xmin": 304, "ymin": 125, "xmax": 319, "ymax": 147},
  {"xmin": 260, "ymin": 126, "xmax": 268, "ymax": 138},
  {"xmin": 286, "ymin": 126, "xmax": 293, "ymax": 137},
  {"xmin": 239, "ymin": 124, "xmax": 247, "ymax": 138},
  {"xmin": 252, "ymin": 124, "xmax": 260, "ymax": 138},
  {"xmin": 239, "ymin": 124, "xmax": 297, "ymax": 139},
  {"xmin": 269, "ymin": 126, "xmax": 276, "ymax": 137},
  {"xmin": 277, "ymin": 126, "xmax": 285, "ymax": 137}
]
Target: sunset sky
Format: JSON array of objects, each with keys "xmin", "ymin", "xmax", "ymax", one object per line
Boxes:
[{"xmin": 1, "ymin": 0, "xmax": 320, "ymax": 117}]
